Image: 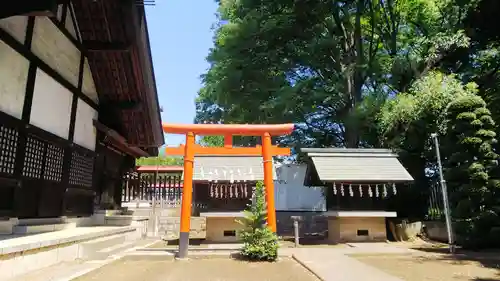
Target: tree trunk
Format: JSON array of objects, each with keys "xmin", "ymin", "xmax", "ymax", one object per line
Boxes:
[{"xmin": 343, "ymin": 0, "xmax": 365, "ymax": 148}]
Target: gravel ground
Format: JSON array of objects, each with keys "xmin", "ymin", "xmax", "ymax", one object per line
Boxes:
[
  {"xmin": 74, "ymin": 257, "xmax": 319, "ymax": 281},
  {"xmin": 351, "ymin": 241, "xmax": 500, "ymax": 281}
]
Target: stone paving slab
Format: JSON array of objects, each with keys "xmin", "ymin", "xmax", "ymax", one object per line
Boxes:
[{"xmin": 286, "ymin": 247, "xmax": 405, "ymax": 281}]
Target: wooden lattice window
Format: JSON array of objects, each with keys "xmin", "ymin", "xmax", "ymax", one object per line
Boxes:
[
  {"xmin": 69, "ymin": 150, "xmax": 94, "ymax": 187},
  {"xmin": 43, "ymin": 143, "xmax": 64, "ymax": 182},
  {"xmin": 22, "ymin": 136, "xmax": 45, "ymax": 179},
  {"xmin": 0, "ymin": 125, "xmax": 18, "ymax": 175}
]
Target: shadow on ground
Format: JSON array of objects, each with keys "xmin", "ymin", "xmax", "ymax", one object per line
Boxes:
[{"xmin": 411, "ymin": 246, "xmax": 500, "ymax": 276}]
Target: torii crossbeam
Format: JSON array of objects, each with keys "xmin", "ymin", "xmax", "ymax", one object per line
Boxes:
[{"xmin": 162, "ymin": 123, "xmax": 294, "ymax": 258}]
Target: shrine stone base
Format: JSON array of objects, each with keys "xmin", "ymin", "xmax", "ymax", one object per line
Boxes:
[
  {"xmin": 324, "ymin": 211, "xmax": 397, "ymax": 243},
  {"xmin": 201, "ymin": 212, "xmax": 246, "ymax": 243}
]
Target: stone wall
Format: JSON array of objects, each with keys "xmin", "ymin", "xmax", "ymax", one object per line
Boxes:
[
  {"xmin": 160, "ymin": 216, "xmax": 206, "ymax": 240},
  {"xmin": 328, "ymin": 217, "xmax": 387, "ymax": 243},
  {"xmin": 154, "ymin": 210, "xmax": 328, "ymax": 240},
  {"xmin": 205, "ymin": 217, "xmax": 245, "ymax": 243},
  {"xmin": 276, "ymin": 211, "xmax": 328, "ymax": 237},
  {"xmin": 424, "ymin": 221, "xmax": 452, "ymax": 242}
]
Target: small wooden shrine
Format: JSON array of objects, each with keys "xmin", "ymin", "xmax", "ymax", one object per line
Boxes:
[
  {"xmin": 191, "ymin": 155, "xmax": 276, "ymax": 242},
  {"xmin": 301, "ymin": 148, "xmax": 414, "ymax": 243}
]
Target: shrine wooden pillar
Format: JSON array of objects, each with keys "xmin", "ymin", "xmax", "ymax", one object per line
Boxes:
[
  {"xmin": 178, "ymin": 132, "xmax": 195, "ymax": 258},
  {"xmin": 262, "ymin": 132, "xmax": 277, "ymax": 232}
]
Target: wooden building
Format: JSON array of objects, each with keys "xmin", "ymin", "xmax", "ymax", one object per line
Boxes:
[
  {"xmin": 0, "ymin": 1, "xmax": 163, "ymax": 223},
  {"xmin": 122, "ymin": 166, "xmax": 183, "ymax": 208},
  {"xmin": 191, "ymin": 155, "xmax": 277, "ymax": 243},
  {"xmin": 301, "ymin": 148, "xmax": 413, "ymax": 243}
]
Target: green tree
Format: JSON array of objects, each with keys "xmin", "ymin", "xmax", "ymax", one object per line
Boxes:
[
  {"xmin": 238, "ymin": 181, "xmax": 279, "ymax": 261},
  {"xmin": 378, "ymin": 72, "xmax": 477, "ymax": 217},
  {"xmin": 135, "ymin": 156, "xmax": 183, "ymax": 167},
  {"xmin": 198, "ymin": 135, "xmax": 225, "ymax": 147},
  {"xmin": 443, "ymin": 95, "xmax": 500, "ymax": 248},
  {"xmin": 379, "ymin": 71, "xmax": 500, "ymax": 247},
  {"xmin": 197, "ymin": 0, "xmax": 473, "ymax": 148}
]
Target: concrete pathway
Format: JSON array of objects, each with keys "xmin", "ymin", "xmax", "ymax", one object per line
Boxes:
[{"xmin": 287, "ymin": 248, "xmax": 404, "ymax": 281}]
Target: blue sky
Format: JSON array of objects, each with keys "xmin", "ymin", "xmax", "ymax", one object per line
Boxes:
[{"xmin": 145, "ymin": 1, "xmax": 218, "ymax": 147}]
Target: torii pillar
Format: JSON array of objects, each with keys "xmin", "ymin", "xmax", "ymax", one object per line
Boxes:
[{"xmin": 162, "ymin": 123, "xmax": 294, "ymax": 258}]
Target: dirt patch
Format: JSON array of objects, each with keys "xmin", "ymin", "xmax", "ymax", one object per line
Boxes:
[
  {"xmin": 74, "ymin": 256, "xmax": 319, "ymax": 281},
  {"xmin": 351, "ymin": 242, "xmax": 500, "ymax": 281}
]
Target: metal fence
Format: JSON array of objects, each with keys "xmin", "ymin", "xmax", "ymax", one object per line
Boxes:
[{"xmin": 427, "ymin": 183, "xmax": 445, "ymax": 220}]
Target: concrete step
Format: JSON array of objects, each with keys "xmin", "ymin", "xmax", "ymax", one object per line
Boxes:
[
  {"xmin": 6, "ymin": 260, "xmax": 100, "ymax": 281},
  {"xmin": 78, "ymin": 232, "xmax": 129, "ymax": 259},
  {"xmin": 6, "ymin": 239, "xmax": 159, "ymax": 281},
  {"xmin": 85, "ymin": 240, "xmax": 137, "ymax": 260},
  {"xmin": 124, "ymin": 209, "xmax": 152, "ymax": 218},
  {"xmin": 17, "ymin": 217, "xmax": 66, "ymax": 225},
  {"xmin": 12, "ymin": 223, "xmax": 76, "ymax": 235}
]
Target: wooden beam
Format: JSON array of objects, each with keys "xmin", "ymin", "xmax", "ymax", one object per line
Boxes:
[
  {"xmin": 164, "ymin": 144, "xmax": 291, "ymax": 156},
  {"xmin": 24, "ymin": 10, "xmax": 57, "ymax": 17},
  {"xmin": 0, "ymin": 0, "xmax": 59, "ymax": 19},
  {"xmin": 162, "ymin": 123, "xmax": 295, "ymax": 136},
  {"xmin": 93, "ymin": 120, "xmax": 149, "ymax": 157},
  {"xmin": 84, "ymin": 41, "xmax": 132, "ymax": 52}
]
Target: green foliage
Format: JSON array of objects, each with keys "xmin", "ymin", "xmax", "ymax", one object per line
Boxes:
[
  {"xmin": 198, "ymin": 135, "xmax": 225, "ymax": 147},
  {"xmin": 197, "ymin": 0, "xmax": 475, "ymax": 148},
  {"xmin": 443, "ymin": 95, "xmax": 500, "ymax": 249},
  {"xmin": 378, "ymin": 72, "xmax": 478, "ymax": 218},
  {"xmin": 238, "ymin": 181, "xmax": 279, "ymax": 261},
  {"xmin": 379, "ymin": 71, "xmax": 500, "ymax": 248},
  {"xmin": 135, "ymin": 156, "xmax": 183, "ymax": 167}
]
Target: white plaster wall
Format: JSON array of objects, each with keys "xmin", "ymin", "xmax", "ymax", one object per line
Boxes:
[
  {"xmin": 0, "ymin": 41, "xmax": 29, "ymax": 119},
  {"xmin": 73, "ymin": 98, "xmax": 98, "ymax": 151},
  {"xmin": 31, "ymin": 17, "xmax": 80, "ymax": 87},
  {"xmin": 82, "ymin": 58, "xmax": 98, "ymax": 102},
  {"xmin": 275, "ymin": 164, "xmax": 326, "ymax": 211},
  {"xmin": 0, "ymin": 16, "xmax": 27, "ymax": 44},
  {"xmin": 30, "ymin": 69, "xmax": 72, "ymax": 139}
]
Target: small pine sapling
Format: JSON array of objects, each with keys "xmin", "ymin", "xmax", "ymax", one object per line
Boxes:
[{"xmin": 238, "ymin": 181, "xmax": 279, "ymax": 261}]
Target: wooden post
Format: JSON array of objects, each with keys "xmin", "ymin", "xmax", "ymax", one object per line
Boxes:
[
  {"xmin": 262, "ymin": 132, "xmax": 277, "ymax": 233},
  {"xmin": 224, "ymin": 134, "xmax": 232, "ymax": 148},
  {"xmin": 294, "ymin": 220, "xmax": 299, "ymax": 247},
  {"xmin": 178, "ymin": 132, "xmax": 195, "ymax": 259}
]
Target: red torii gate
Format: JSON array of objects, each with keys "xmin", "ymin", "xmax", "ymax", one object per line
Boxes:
[{"xmin": 162, "ymin": 123, "xmax": 294, "ymax": 258}]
